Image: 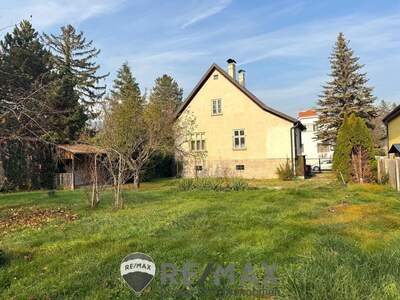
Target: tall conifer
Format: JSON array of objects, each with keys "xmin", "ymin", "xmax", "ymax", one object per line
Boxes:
[{"xmin": 316, "ymin": 32, "xmax": 377, "ymax": 144}]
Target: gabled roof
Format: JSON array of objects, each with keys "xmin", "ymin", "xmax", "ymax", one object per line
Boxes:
[
  {"xmin": 383, "ymin": 104, "xmax": 400, "ymax": 124},
  {"xmin": 175, "ymin": 63, "xmax": 305, "ymax": 130}
]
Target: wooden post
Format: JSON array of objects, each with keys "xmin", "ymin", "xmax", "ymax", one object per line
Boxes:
[
  {"xmin": 377, "ymin": 157, "xmax": 381, "ymax": 183},
  {"xmin": 71, "ymin": 155, "xmax": 75, "ymax": 190},
  {"xmin": 396, "ymin": 159, "xmax": 400, "ymax": 192}
]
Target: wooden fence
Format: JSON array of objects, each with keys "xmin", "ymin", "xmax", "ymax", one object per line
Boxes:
[{"xmin": 377, "ymin": 157, "xmax": 400, "ymax": 191}]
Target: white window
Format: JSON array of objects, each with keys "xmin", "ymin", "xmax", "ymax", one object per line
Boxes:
[
  {"xmin": 190, "ymin": 133, "xmax": 206, "ymax": 151},
  {"xmin": 306, "ymin": 124, "xmax": 313, "ymax": 132},
  {"xmin": 212, "ymin": 99, "xmax": 222, "ymax": 115},
  {"xmin": 233, "ymin": 129, "xmax": 246, "ymax": 149}
]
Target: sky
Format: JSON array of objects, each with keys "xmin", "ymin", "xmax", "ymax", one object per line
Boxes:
[{"xmin": 1, "ymin": 0, "xmax": 400, "ymax": 117}]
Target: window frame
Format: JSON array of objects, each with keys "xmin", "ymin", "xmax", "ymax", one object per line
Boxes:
[
  {"xmin": 190, "ymin": 132, "xmax": 206, "ymax": 152},
  {"xmin": 233, "ymin": 129, "xmax": 246, "ymax": 150},
  {"xmin": 211, "ymin": 98, "xmax": 222, "ymax": 116}
]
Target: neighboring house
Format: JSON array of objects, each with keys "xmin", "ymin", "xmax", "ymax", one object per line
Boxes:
[
  {"xmin": 175, "ymin": 59, "xmax": 305, "ymax": 179},
  {"xmin": 383, "ymin": 104, "xmax": 400, "ymax": 156},
  {"xmin": 298, "ymin": 109, "xmax": 334, "ymax": 160}
]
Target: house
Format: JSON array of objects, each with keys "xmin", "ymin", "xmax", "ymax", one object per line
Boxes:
[
  {"xmin": 298, "ymin": 109, "xmax": 334, "ymax": 161},
  {"xmin": 383, "ymin": 104, "xmax": 400, "ymax": 156},
  {"xmin": 175, "ymin": 59, "xmax": 305, "ymax": 179}
]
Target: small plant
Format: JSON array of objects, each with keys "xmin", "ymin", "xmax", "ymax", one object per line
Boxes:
[
  {"xmin": 276, "ymin": 161, "xmax": 295, "ymax": 181},
  {"xmin": 177, "ymin": 177, "xmax": 249, "ymax": 191},
  {"xmin": 0, "ymin": 249, "xmax": 7, "ymax": 267}
]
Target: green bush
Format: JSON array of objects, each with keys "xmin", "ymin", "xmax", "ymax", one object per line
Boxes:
[
  {"xmin": 177, "ymin": 177, "xmax": 249, "ymax": 191},
  {"xmin": 333, "ymin": 114, "xmax": 374, "ymax": 183},
  {"xmin": 276, "ymin": 160, "xmax": 295, "ymax": 181}
]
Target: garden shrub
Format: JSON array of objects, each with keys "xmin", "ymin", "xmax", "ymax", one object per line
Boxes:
[{"xmin": 276, "ymin": 160, "xmax": 295, "ymax": 181}]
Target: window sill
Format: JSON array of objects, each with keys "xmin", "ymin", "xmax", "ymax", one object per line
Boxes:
[
  {"xmin": 211, "ymin": 113, "xmax": 223, "ymax": 116},
  {"xmin": 232, "ymin": 147, "xmax": 247, "ymax": 151}
]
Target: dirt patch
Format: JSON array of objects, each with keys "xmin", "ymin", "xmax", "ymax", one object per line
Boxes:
[{"xmin": 0, "ymin": 207, "xmax": 79, "ymax": 234}]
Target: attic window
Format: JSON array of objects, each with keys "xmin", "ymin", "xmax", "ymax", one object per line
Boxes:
[{"xmin": 213, "ymin": 74, "xmax": 219, "ymax": 80}]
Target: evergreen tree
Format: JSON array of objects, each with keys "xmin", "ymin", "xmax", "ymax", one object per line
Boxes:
[
  {"xmin": 316, "ymin": 32, "xmax": 377, "ymax": 144},
  {"xmin": 143, "ymin": 75, "xmax": 183, "ymax": 178},
  {"xmin": 111, "ymin": 62, "xmax": 141, "ymax": 105},
  {"xmin": 44, "ymin": 25, "xmax": 108, "ymax": 132},
  {"xmin": 0, "ymin": 20, "xmax": 52, "ymax": 139},
  {"xmin": 149, "ymin": 74, "xmax": 183, "ymax": 113},
  {"xmin": 333, "ymin": 114, "xmax": 374, "ymax": 183}
]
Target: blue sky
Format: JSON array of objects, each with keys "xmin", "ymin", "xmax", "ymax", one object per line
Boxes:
[{"xmin": 1, "ymin": 0, "xmax": 400, "ymax": 116}]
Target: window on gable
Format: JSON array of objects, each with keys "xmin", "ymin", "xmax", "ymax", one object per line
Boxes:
[
  {"xmin": 233, "ymin": 129, "xmax": 246, "ymax": 150},
  {"xmin": 190, "ymin": 133, "xmax": 206, "ymax": 151},
  {"xmin": 213, "ymin": 74, "xmax": 219, "ymax": 80},
  {"xmin": 212, "ymin": 99, "xmax": 222, "ymax": 115}
]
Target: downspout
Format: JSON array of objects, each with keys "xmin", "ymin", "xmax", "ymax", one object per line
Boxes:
[{"xmin": 290, "ymin": 126, "xmax": 296, "ymax": 175}]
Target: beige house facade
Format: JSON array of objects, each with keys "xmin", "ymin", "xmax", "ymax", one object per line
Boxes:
[{"xmin": 176, "ymin": 59, "xmax": 305, "ymax": 179}]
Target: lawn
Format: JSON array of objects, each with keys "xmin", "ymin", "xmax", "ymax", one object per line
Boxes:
[{"xmin": 1, "ymin": 174, "xmax": 400, "ymax": 299}]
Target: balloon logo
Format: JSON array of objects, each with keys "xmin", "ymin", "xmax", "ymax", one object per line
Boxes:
[{"xmin": 120, "ymin": 252, "xmax": 156, "ymax": 296}]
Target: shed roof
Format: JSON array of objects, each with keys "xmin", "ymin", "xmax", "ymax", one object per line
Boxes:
[{"xmin": 57, "ymin": 144, "xmax": 105, "ymax": 154}]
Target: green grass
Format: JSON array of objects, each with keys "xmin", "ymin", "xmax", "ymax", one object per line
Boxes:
[{"xmin": 1, "ymin": 174, "xmax": 400, "ymax": 299}]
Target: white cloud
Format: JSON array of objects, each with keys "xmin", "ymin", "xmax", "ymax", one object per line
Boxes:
[
  {"xmin": 0, "ymin": 0, "xmax": 125, "ymax": 29},
  {"xmin": 181, "ymin": 0, "xmax": 232, "ymax": 29}
]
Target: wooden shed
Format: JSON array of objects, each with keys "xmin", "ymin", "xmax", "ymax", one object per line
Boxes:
[{"xmin": 56, "ymin": 144, "xmax": 106, "ymax": 190}]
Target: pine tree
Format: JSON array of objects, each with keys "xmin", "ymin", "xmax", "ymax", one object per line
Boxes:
[
  {"xmin": 316, "ymin": 32, "xmax": 377, "ymax": 145},
  {"xmin": 43, "ymin": 25, "xmax": 108, "ymax": 108},
  {"xmin": 333, "ymin": 114, "xmax": 374, "ymax": 183}
]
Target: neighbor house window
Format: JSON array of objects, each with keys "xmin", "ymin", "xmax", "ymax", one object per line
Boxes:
[
  {"xmin": 313, "ymin": 124, "xmax": 318, "ymax": 131},
  {"xmin": 236, "ymin": 164, "xmax": 245, "ymax": 171},
  {"xmin": 212, "ymin": 99, "xmax": 222, "ymax": 115},
  {"xmin": 190, "ymin": 133, "xmax": 206, "ymax": 151},
  {"xmin": 233, "ymin": 129, "xmax": 246, "ymax": 149},
  {"xmin": 306, "ymin": 124, "xmax": 313, "ymax": 131}
]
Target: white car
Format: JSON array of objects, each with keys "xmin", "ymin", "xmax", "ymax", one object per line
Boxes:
[{"xmin": 312, "ymin": 159, "xmax": 332, "ymax": 171}]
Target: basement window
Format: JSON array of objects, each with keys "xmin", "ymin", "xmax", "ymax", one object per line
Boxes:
[
  {"xmin": 195, "ymin": 165, "xmax": 203, "ymax": 171},
  {"xmin": 236, "ymin": 165, "xmax": 245, "ymax": 171}
]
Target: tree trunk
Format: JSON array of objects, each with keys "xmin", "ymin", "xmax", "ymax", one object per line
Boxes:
[{"xmin": 133, "ymin": 171, "xmax": 140, "ymax": 190}]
